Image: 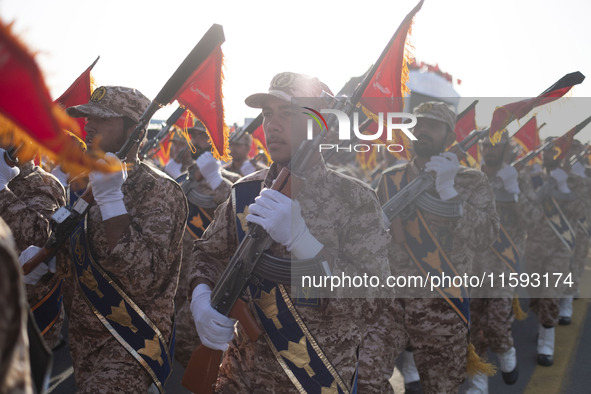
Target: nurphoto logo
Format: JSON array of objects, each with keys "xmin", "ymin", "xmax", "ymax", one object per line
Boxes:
[{"xmin": 303, "ymin": 106, "xmax": 417, "ymax": 153}]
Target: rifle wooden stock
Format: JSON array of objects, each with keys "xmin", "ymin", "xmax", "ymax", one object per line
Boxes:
[{"xmin": 182, "ymin": 298, "xmax": 262, "ymax": 393}]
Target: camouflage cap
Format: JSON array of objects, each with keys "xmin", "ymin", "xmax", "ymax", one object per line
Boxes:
[
  {"xmin": 245, "ymin": 72, "xmax": 333, "ymax": 108},
  {"xmin": 66, "ymin": 86, "xmax": 150, "ymax": 123},
  {"xmin": 413, "ymin": 101, "xmax": 456, "ymax": 132}
]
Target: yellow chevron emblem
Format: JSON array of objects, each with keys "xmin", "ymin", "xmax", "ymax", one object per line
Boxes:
[
  {"xmin": 80, "ymin": 266, "xmax": 104, "ymax": 298},
  {"xmin": 237, "ymin": 206, "xmax": 250, "ymax": 233},
  {"xmin": 254, "ymin": 287, "xmax": 282, "ymax": 329},
  {"xmin": 279, "ymin": 336, "xmax": 315, "ymax": 377},
  {"xmin": 138, "ymin": 334, "xmax": 164, "ymax": 366},
  {"xmin": 107, "ymin": 300, "xmax": 138, "ymax": 333},
  {"xmin": 422, "ymin": 250, "xmax": 442, "ymax": 273},
  {"xmin": 501, "ymin": 246, "xmax": 515, "ymax": 262},
  {"xmin": 321, "ymin": 380, "xmax": 338, "ymax": 394}
]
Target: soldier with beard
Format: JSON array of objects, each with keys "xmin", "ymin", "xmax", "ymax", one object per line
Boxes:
[
  {"xmin": 63, "ymin": 86, "xmax": 188, "ymax": 392},
  {"xmin": 187, "ymin": 72, "xmax": 398, "ymax": 393},
  {"xmin": 376, "ymin": 101, "xmax": 499, "ymax": 394}
]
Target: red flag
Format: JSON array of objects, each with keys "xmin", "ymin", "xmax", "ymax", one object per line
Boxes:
[
  {"xmin": 0, "ymin": 20, "xmax": 109, "ymax": 175},
  {"xmin": 154, "ymin": 132, "xmax": 172, "ymax": 167},
  {"xmin": 249, "ymin": 122, "xmax": 270, "ymax": 163},
  {"xmin": 454, "ymin": 100, "xmax": 479, "ymax": 163},
  {"xmin": 351, "ymin": 0, "xmax": 423, "ymax": 169},
  {"xmin": 552, "ymin": 116, "xmax": 591, "ymax": 160},
  {"xmin": 55, "ymin": 56, "xmax": 99, "ymax": 138},
  {"xmin": 174, "ymin": 44, "xmax": 229, "ymax": 160},
  {"xmin": 513, "ymin": 117, "xmax": 539, "ymax": 155},
  {"xmin": 489, "ymin": 72, "xmax": 585, "ymax": 142},
  {"xmin": 356, "ymin": 0, "xmax": 424, "ymax": 130}
]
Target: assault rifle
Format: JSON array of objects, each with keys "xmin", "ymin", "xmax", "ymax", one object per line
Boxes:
[
  {"xmin": 182, "ymin": 93, "xmax": 343, "ymax": 393},
  {"xmin": 568, "ymin": 142, "xmax": 590, "ymax": 167},
  {"xmin": 228, "ymin": 113, "xmax": 263, "ymax": 144},
  {"xmin": 21, "ymin": 24, "xmax": 226, "ymax": 275},
  {"xmin": 139, "ymin": 106, "xmax": 186, "ymax": 160},
  {"xmin": 382, "ymin": 73, "xmax": 586, "ymax": 223}
]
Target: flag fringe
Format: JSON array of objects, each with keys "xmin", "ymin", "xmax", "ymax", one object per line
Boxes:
[{"xmin": 467, "ymin": 342, "xmax": 497, "ymax": 377}]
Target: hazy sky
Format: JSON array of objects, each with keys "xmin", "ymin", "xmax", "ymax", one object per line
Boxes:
[{"xmin": 2, "ymin": 0, "xmax": 591, "ymax": 141}]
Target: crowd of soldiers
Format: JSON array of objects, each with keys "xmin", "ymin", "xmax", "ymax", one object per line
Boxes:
[{"xmin": 1, "ymin": 71, "xmax": 590, "ymax": 394}]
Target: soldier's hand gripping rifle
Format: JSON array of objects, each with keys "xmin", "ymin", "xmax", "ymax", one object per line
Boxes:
[
  {"xmin": 139, "ymin": 106, "xmax": 186, "ymax": 160},
  {"xmin": 21, "ymin": 24, "xmax": 226, "ymax": 276},
  {"xmin": 182, "ymin": 95, "xmax": 342, "ymax": 393}
]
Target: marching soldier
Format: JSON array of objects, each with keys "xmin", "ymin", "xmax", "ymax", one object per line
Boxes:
[
  {"xmin": 375, "ymin": 102, "xmax": 499, "ymax": 394},
  {"xmin": 524, "ymin": 137, "xmax": 583, "ymax": 366},
  {"xmin": 62, "ymin": 86, "xmax": 188, "ymax": 393},
  {"xmin": 0, "ymin": 145, "xmax": 67, "ymax": 350},
  {"xmin": 561, "ymin": 139, "xmax": 591, "ymax": 323},
  {"xmin": 188, "ymin": 72, "xmax": 398, "ymax": 392},
  {"xmin": 171, "ymin": 125, "xmax": 240, "ymax": 367},
  {"xmin": 466, "ymin": 132, "xmax": 541, "ymax": 392}
]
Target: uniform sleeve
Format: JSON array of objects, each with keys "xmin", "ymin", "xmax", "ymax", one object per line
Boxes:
[
  {"xmin": 0, "ymin": 176, "xmax": 65, "ymax": 252},
  {"xmin": 100, "ymin": 181, "xmax": 188, "ymax": 289},
  {"xmin": 453, "ymin": 171, "xmax": 499, "ymax": 250},
  {"xmin": 188, "ymin": 196, "xmax": 238, "ymax": 293}
]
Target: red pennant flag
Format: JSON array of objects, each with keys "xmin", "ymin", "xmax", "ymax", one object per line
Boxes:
[
  {"xmin": 174, "ymin": 44, "xmax": 229, "ymax": 160},
  {"xmin": 351, "ymin": 0, "xmax": 423, "ymax": 169},
  {"xmin": 55, "ymin": 56, "xmax": 99, "ymax": 139},
  {"xmin": 0, "ymin": 20, "xmax": 110, "ymax": 175},
  {"xmin": 154, "ymin": 132, "xmax": 172, "ymax": 167},
  {"xmin": 552, "ymin": 116, "xmax": 591, "ymax": 160},
  {"xmin": 512, "ymin": 117, "xmax": 539, "ymax": 156},
  {"xmin": 489, "ymin": 72, "xmax": 585, "ymax": 143},
  {"xmin": 356, "ymin": 0, "xmax": 424, "ymax": 129},
  {"xmin": 454, "ymin": 100, "xmax": 479, "ymax": 163}
]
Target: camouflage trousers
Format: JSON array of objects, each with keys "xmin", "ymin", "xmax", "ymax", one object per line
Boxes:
[
  {"xmin": 397, "ymin": 298, "xmax": 468, "ymax": 394},
  {"xmin": 525, "ymin": 233, "xmax": 572, "ymax": 326},
  {"xmin": 570, "ymin": 230, "xmax": 590, "ymax": 296},
  {"xmin": 529, "ymin": 298, "xmax": 559, "ymax": 327},
  {"xmin": 470, "ymin": 298, "xmax": 514, "ymax": 356},
  {"xmin": 215, "ymin": 298, "xmax": 398, "ymax": 393}
]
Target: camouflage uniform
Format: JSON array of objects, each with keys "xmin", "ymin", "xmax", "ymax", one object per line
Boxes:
[
  {"xmin": 67, "ymin": 163, "xmax": 187, "ymax": 393},
  {"xmin": 0, "ymin": 162, "xmax": 67, "ymax": 348},
  {"xmin": 0, "ymin": 217, "xmax": 33, "ymax": 394},
  {"xmin": 470, "ymin": 170, "xmax": 541, "ymax": 357},
  {"xmin": 524, "ymin": 170, "xmax": 582, "ymax": 326},
  {"xmin": 189, "ymin": 161, "xmax": 398, "ymax": 393},
  {"xmin": 175, "ymin": 169, "xmax": 239, "ymax": 367},
  {"xmin": 376, "ymin": 159, "xmax": 499, "ymax": 394},
  {"xmin": 567, "ymin": 173, "xmax": 591, "ymax": 296}
]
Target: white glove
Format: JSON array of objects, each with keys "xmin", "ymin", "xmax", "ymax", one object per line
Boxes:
[
  {"xmin": 196, "ymin": 152, "xmax": 223, "ymax": 189},
  {"xmin": 246, "ymin": 189, "xmax": 323, "ymax": 259},
  {"xmin": 190, "ymin": 284, "xmax": 235, "ymax": 351},
  {"xmin": 0, "ymin": 149, "xmax": 20, "ymax": 190},
  {"xmin": 425, "ymin": 152, "xmax": 460, "ymax": 201},
  {"xmin": 496, "ymin": 165, "xmax": 521, "ymax": 194},
  {"xmin": 550, "ymin": 168, "xmax": 571, "ymax": 194},
  {"xmin": 570, "ymin": 162, "xmax": 587, "ymax": 178},
  {"xmin": 240, "ymin": 160, "xmax": 256, "ymax": 176},
  {"xmin": 18, "ymin": 245, "xmax": 56, "ymax": 285},
  {"xmin": 89, "ymin": 152, "xmax": 128, "ymax": 220},
  {"xmin": 51, "ymin": 165, "xmax": 69, "ymax": 187},
  {"xmin": 164, "ymin": 159, "xmax": 183, "ymax": 179}
]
